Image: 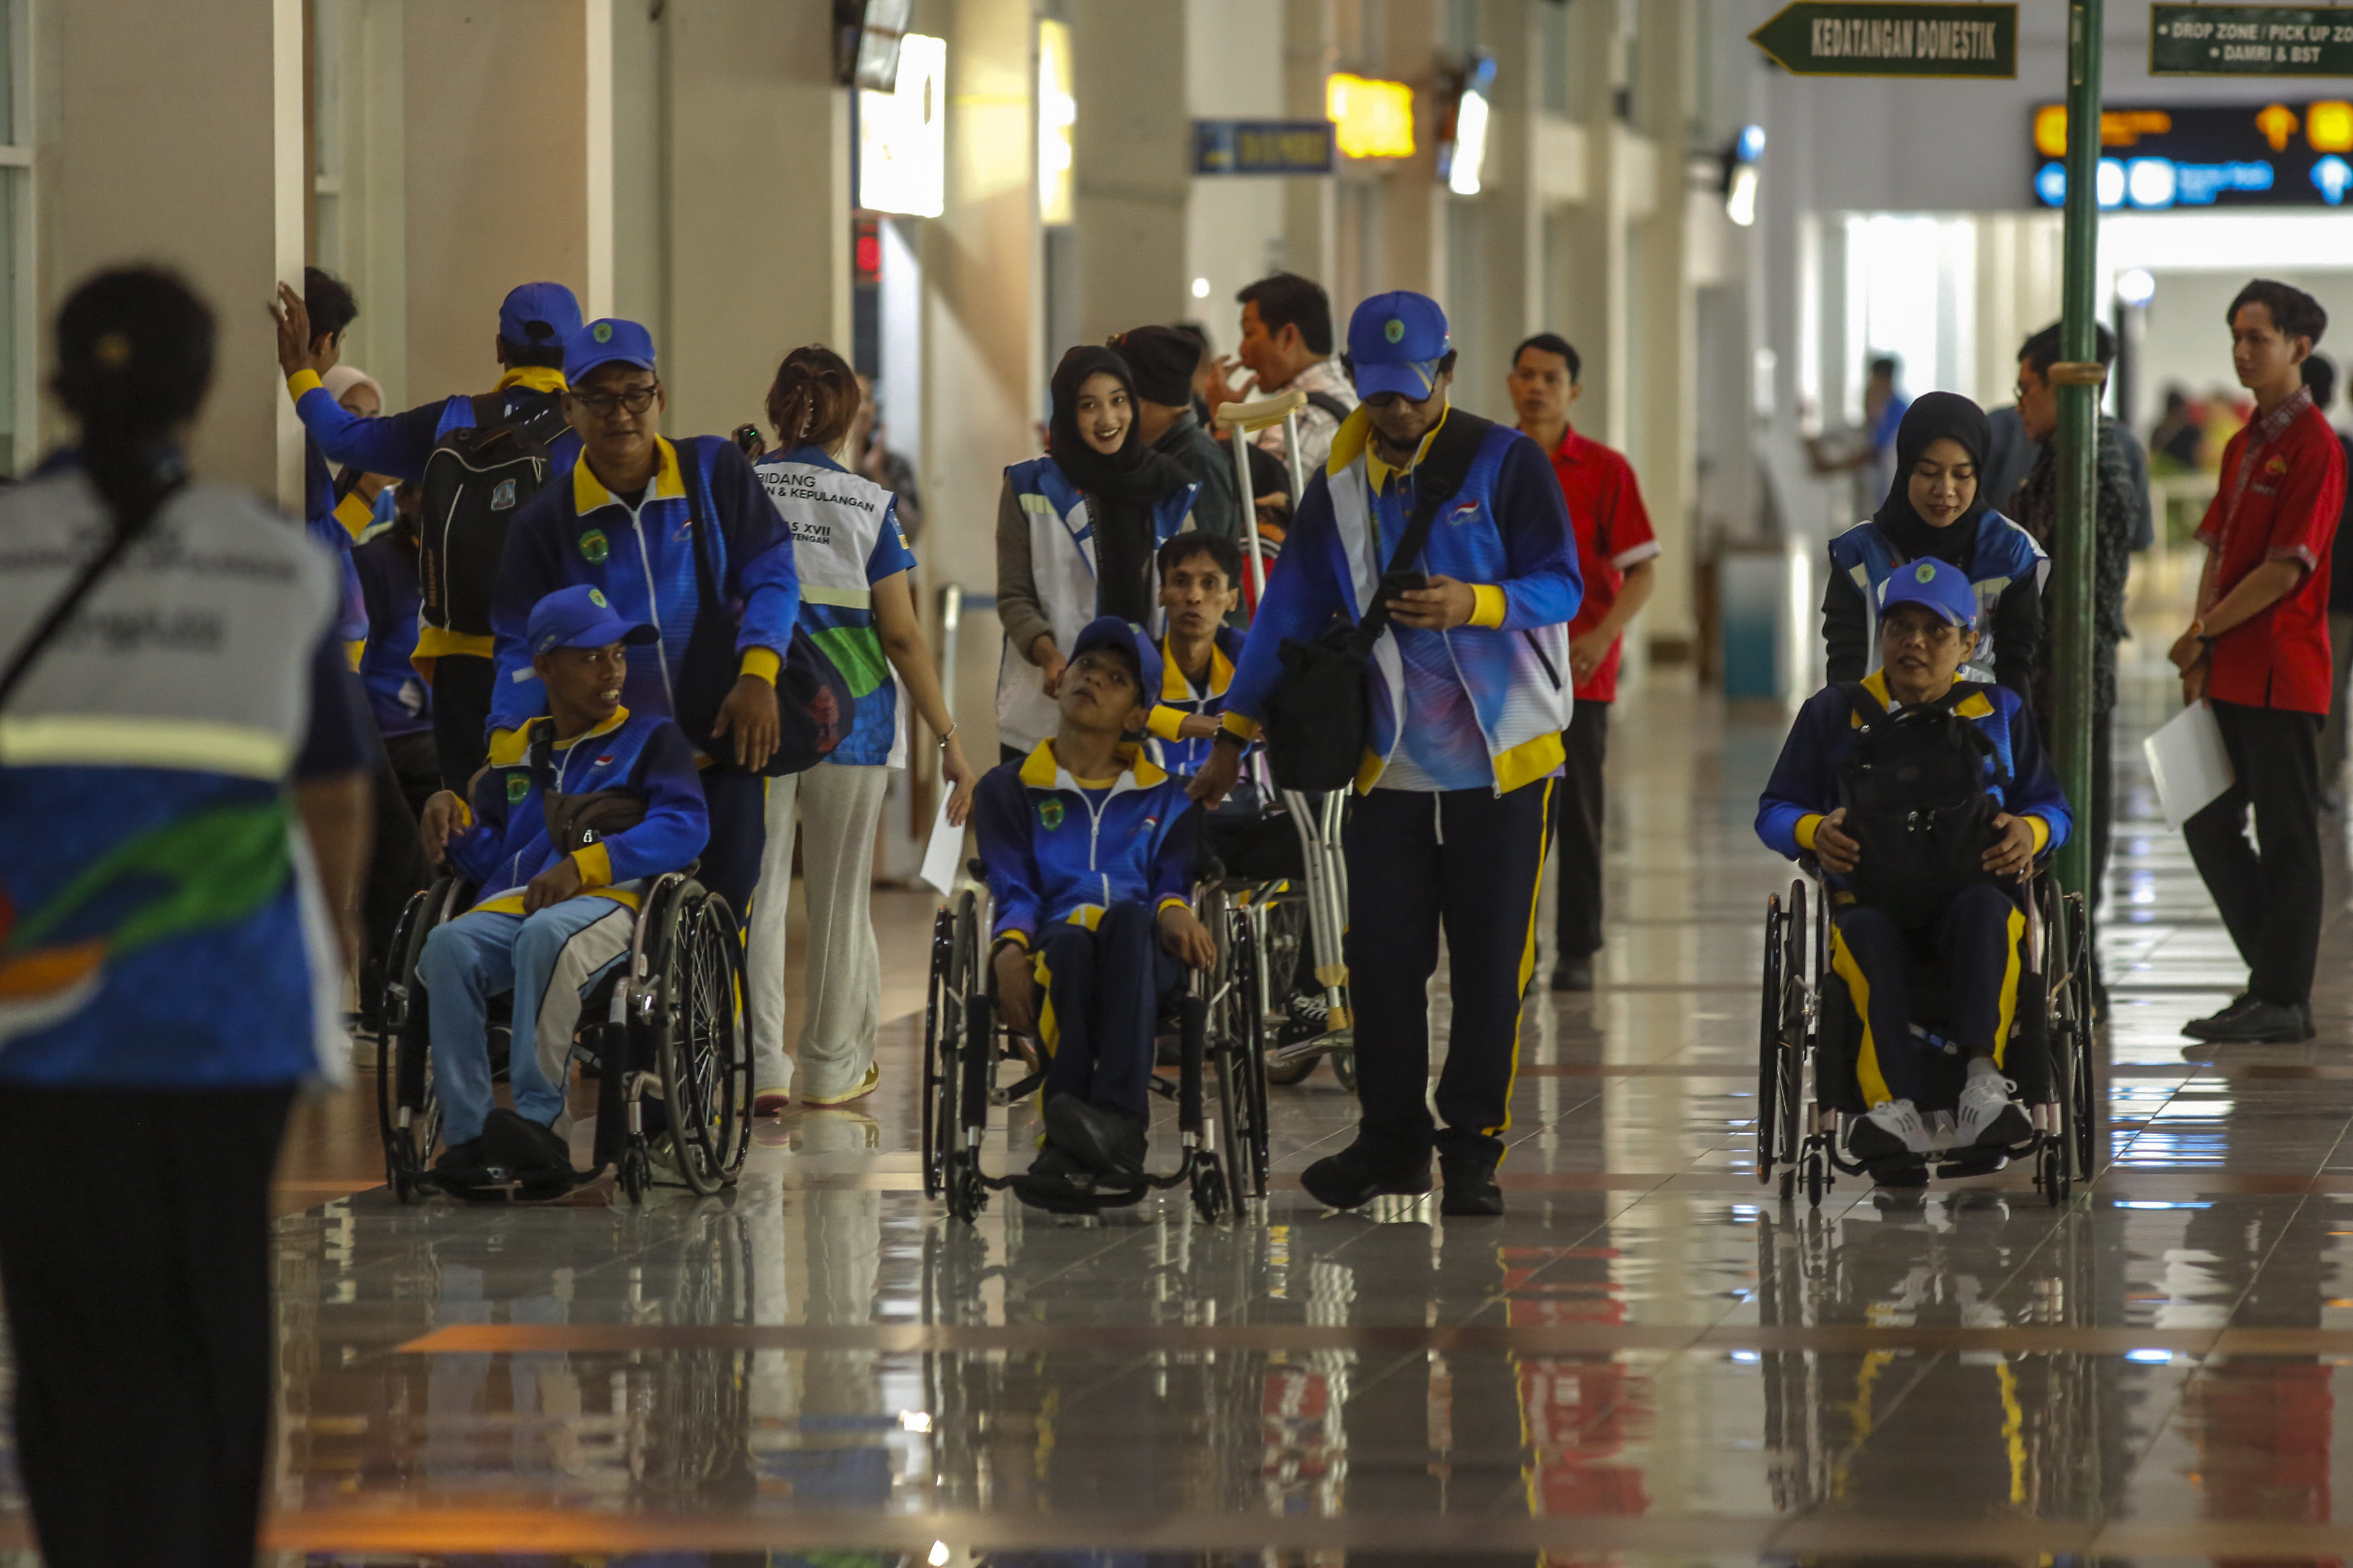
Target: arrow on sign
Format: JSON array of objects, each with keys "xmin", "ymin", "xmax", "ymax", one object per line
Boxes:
[{"xmin": 1749, "ymin": 1, "xmax": 2018, "ymax": 79}]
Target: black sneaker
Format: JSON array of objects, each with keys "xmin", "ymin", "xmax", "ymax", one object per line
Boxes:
[
  {"xmin": 1014, "ymin": 1143, "xmax": 1104, "ymax": 1212},
  {"xmin": 1438, "ymin": 1149, "xmax": 1503, "ymax": 1216},
  {"xmin": 434, "ymin": 1138, "xmax": 485, "ymax": 1174},
  {"xmin": 1300, "ymin": 1138, "xmax": 1433, "ymax": 1210},
  {"xmin": 1277, "ymin": 989, "xmax": 1330, "ymax": 1053},
  {"xmin": 2181, "ymin": 993, "xmax": 2254, "ymax": 1040},
  {"xmin": 1550, "ymin": 957, "xmax": 1595, "ymax": 993},
  {"xmin": 1044, "ymin": 1094, "xmax": 1149, "ymax": 1179},
  {"xmin": 2188, "ymin": 997, "xmax": 2314, "ymax": 1044}
]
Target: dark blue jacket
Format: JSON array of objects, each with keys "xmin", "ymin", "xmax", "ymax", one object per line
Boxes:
[{"xmin": 973, "ymin": 741, "xmax": 1198, "ymax": 948}]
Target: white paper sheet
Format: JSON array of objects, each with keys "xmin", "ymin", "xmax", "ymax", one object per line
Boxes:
[
  {"xmin": 2143, "ymin": 700, "xmax": 2235, "ymax": 831},
  {"xmin": 918, "ymin": 788, "xmax": 966, "ymax": 896}
]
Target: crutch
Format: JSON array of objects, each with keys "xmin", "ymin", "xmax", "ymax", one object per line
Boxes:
[{"xmin": 1213, "ymin": 389, "xmax": 1353, "ymax": 1055}]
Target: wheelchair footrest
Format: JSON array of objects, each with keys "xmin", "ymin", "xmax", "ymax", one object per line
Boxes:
[{"xmin": 993, "ymin": 1069, "xmax": 1045, "ymax": 1106}]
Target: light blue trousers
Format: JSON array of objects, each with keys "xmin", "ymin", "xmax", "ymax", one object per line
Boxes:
[{"xmin": 417, "ymin": 897, "xmax": 633, "ymax": 1145}]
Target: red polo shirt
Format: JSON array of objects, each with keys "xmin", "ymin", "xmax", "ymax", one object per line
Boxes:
[
  {"xmin": 2195, "ymin": 386, "xmax": 2345, "ymax": 712},
  {"xmin": 1538, "ymin": 426, "xmax": 1659, "ymax": 702}
]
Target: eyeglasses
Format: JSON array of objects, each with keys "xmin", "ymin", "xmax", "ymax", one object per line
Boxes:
[
  {"xmin": 573, "ymin": 383, "xmax": 660, "ymax": 419},
  {"xmin": 1879, "ymin": 617, "xmax": 1962, "ymax": 647}
]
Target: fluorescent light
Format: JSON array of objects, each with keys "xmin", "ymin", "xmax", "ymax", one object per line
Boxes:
[
  {"xmin": 1726, "ymin": 163, "xmax": 1759, "ymax": 226},
  {"xmin": 1037, "ymin": 19, "xmax": 1075, "ymax": 224},
  {"xmin": 1191, "ymin": 276, "xmax": 1211, "ymax": 300},
  {"xmin": 928, "ymin": 1543, "xmax": 953, "ymax": 1568},
  {"xmin": 859, "ymin": 34, "xmax": 947, "ymax": 218},
  {"xmin": 2116, "ymin": 267, "xmax": 2157, "ymax": 306},
  {"xmin": 1327, "ymin": 73, "xmax": 1415, "ymax": 160},
  {"xmin": 1448, "ymin": 85, "xmax": 1490, "ymax": 195}
]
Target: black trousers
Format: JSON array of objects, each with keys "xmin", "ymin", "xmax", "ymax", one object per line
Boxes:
[
  {"xmin": 2184, "ymin": 699, "xmax": 2325, "ymax": 1007},
  {"xmin": 697, "ymin": 766, "xmax": 769, "ymax": 932},
  {"xmin": 1345, "ymin": 782, "xmax": 1552, "ymax": 1165},
  {"xmin": 1036, "ymin": 902, "xmax": 1183, "ymax": 1120},
  {"xmin": 360, "ymin": 729, "xmax": 440, "ymax": 1005},
  {"xmin": 430, "ymin": 652, "xmax": 495, "ymax": 794},
  {"xmin": 1832, "ymin": 884, "xmax": 2023, "ymax": 1107},
  {"xmin": 1553, "ymin": 700, "xmax": 1610, "ymax": 960},
  {"xmin": 0, "ymin": 1086, "xmax": 294, "ymax": 1568}
]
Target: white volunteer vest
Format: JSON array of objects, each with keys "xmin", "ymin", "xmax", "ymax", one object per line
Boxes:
[{"xmin": 756, "ymin": 455, "xmax": 910, "ymax": 768}]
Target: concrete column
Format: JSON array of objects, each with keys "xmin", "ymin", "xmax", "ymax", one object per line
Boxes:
[
  {"xmin": 1072, "ymin": 0, "xmax": 1187, "ymax": 345},
  {"xmin": 1632, "ymin": 0, "xmax": 1697, "ymax": 653},
  {"xmin": 1281, "ymin": 0, "xmax": 1338, "ymax": 290},
  {"xmin": 1375, "ymin": 0, "xmax": 1443, "ymax": 300},
  {"xmin": 1556, "ymin": 0, "xmax": 1629, "ymax": 451},
  {"xmin": 1471, "ymin": 0, "xmax": 1546, "ymax": 409},
  {"xmin": 661, "ymin": 0, "xmax": 851, "ymax": 440},
  {"xmin": 1186, "ymin": 0, "xmax": 1289, "ymax": 358},
  {"xmin": 44, "ymin": 0, "xmax": 307, "ymax": 503},
  {"xmin": 401, "ymin": 1, "xmax": 596, "ymax": 409}
]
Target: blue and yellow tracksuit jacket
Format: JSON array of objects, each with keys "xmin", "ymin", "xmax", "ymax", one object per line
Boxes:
[
  {"xmin": 1218, "ymin": 407, "xmax": 1582, "ymax": 794},
  {"xmin": 1144, "ymin": 626, "xmax": 1248, "ymax": 778},
  {"xmin": 288, "ymin": 366, "xmax": 583, "ymax": 668},
  {"xmin": 1754, "ymin": 671, "xmax": 2072, "ymax": 870},
  {"xmin": 972, "ymin": 741, "xmax": 1199, "ymax": 952},
  {"xmin": 485, "ymin": 435, "xmax": 799, "ymax": 762},
  {"xmin": 353, "ymin": 532, "xmax": 430, "ymax": 741},
  {"xmin": 441, "ymin": 707, "xmax": 709, "ymax": 915}
]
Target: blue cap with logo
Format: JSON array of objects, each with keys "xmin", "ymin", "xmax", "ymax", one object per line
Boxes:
[
  {"xmin": 498, "ymin": 282, "xmax": 583, "ymax": 353},
  {"xmin": 1345, "ymin": 290, "xmax": 1452, "ymax": 401},
  {"xmin": 1069, "ymin": 615, "xmax": 1164, "ymax": 703},
  {"xmin": 563, "ymin": 318, "xmax": 658, "ymax": 386},
  {"xmin": 526, "ymin": 584, "xmax": 659, "ymax": 657},
  {"xmin": 1876, "ymin": 557, "xmax": 1979, "ymax": 629}
]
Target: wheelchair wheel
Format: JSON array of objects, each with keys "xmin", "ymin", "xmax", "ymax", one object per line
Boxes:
[
  {"xmin": 1210, "ymin": 894, "xmax": 1271, "ymax": 1214},
  {"xmin": 922, "ymin": 903, "xmax": 959, "ymax": 1200},
  {"xmin": 929, "ymin": 891, "xmax": 984, "ymax": 1210},
  {"xmin": 1776, "ymin": 882, "xmax": 1807, "ymax": 1175},
  {"xmin": 1755, "ymin": 893, "xmax": 1784, "ymax": 1186},
  {"xmin": 654, "ymin": 885, "xmax": 750, "ymax": 1197},
  {"xmin": 1256, "ymin": 899, "xmax": 1318, "ymax": 1087},
  {"xmin": 378, "ymin": 878, "xmax": 456, "ymax": 1201}
]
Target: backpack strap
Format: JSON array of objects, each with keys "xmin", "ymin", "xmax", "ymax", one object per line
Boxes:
[
  {"xmin": 1835, "ymin": 680, "xmax": 1888, "ymax": 725},
  {"xmin": 1304, "ymin": 390, "xmax": 1351, "ymax": 423},
  {"xmin": 1353, "ymin": 412, "xmax": 1492, "ymax": 649}
]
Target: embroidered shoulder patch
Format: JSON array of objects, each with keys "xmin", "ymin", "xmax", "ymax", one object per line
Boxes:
[
  {"xmin": 1037, "ymin": 798, "xmax": 1065, "ymax": 832},
  {"xmin": 579, "ymin": 528, "xmax": 609, "ymax": 564}
]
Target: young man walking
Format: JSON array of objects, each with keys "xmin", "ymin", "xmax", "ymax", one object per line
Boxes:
[
  {"xmin": 1507, "ymin": 334, "xmax": 1659, "ymax": 992},
  {"xmin": 1191, "ymin": 292, "xmax": 1581, "ymax": 1216},
  {"xmin": 2170, "ymin": 280, "xmax": 2346, "ymax": 1044}
]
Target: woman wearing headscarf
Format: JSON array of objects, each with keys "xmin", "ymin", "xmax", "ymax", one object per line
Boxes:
[
  {"xmin": 1822, "ymin": 390, "xmax": 2048, "ymax": 694},
  {"xmin": 994, "ymin": 345, "xmax": 1200, "ymax": 760}
]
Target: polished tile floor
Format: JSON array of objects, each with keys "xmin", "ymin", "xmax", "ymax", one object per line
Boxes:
[{"xmin": 24, "ymin": 665, "xmax": 2353, "ymax": 1567}]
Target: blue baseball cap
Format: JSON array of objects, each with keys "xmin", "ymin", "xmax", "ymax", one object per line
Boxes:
[
  {"xmin": 498, "ymin": 282, "xmax": 583, "ymax": 352},
  {"xmin": 564, "ymin": 318, "xmax": 658, "ymax": 386},
  {"xmin": 526, "ymin": 585, "xmax": 658, "ymax": 657},
  {"xmin": 1068, "ymin": 616, "xmax": 1164, "ymax": 704},
  {"xmin": 1876, "ymin": 557, "xmax": 1979, "ymax": 629},
  {"xmin": 1345, "ymin": 290, "xmax": 1452, "ymax": 401}
]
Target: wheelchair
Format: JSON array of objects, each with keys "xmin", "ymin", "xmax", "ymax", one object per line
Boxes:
[
  {"xmin": 1755, "ymin": 867, "xmax": 2096, "ymax": 1208},
  {"xmin": 921, "ymin": 861, "xmax": 1272, "ymax": 1225},
  {"xmin": 376, "ymin": 872, "xmax": 752, "ymax": 1204}
]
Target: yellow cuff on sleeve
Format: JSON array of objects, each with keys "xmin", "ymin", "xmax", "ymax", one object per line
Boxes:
[
  {"xmin": 2026, "ymin": 815, "xmax": 2051, "ymax": 854},
  {"xmin": 1794, "ymin": 813, "xmax": 1824, "ymax": 852},
  {"xmin": 1156, "ymin": 895, "xmax": 1191, "ymax": 918},
  {"xmin": 571, "ymin": 842, "xmax": 614, "ymax": 888},
  {"xmin": 1220, "ymin": 710, "xmax": 1263, "ymax": 741},
  {"xmin": 332, "ymin": 489, "xmax": 374, "ymax": 542},
  {"xmin": 994, "ymin": 929, "xmax": 1031, "ymax": 953},
  {"xmin": 487, "ymin": 727, "xmax": 530, "ymax": 767},
  {"xmin": 286, "ymin": 369, "xmax": 325, "ymax": 400},
  {"xmin": 1146, "ymin": 704, "xmax": 1188, "ymax": 742},
  {"xmin": 739, "ymin": 647, "xmax": 781, "ymax": 685},
  {"xmin": 450, "ymin": 796, "xmax": 475, "ymax": 830},
  {"xmin": 1468, "ymin": 583, "xmax": 1509, "ymax": 629},
  {"xmin": 344, "ymin": 639, "xmax": 364, "ymax": 672}
]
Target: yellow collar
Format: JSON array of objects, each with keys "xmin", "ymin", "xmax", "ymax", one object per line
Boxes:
[
  {"xmin": 1854, "ymin": 671, "xmax": 1993, "ymax": 721},
  {"xmin": 1359, "ymin": 403, "xmax": 1451, "ymax": 491},
  {"xmin": 496, "ymin": 365, "xmax": 568, "ymax": 396},
  {"xmin": 1019, "ymin": 737, "xmax": 1168, "ymax": 790},
  {"xmin": 573, "ymin": 436, "xmax": 686, "ymax": 514},
  {"xmin": 535, "ymin": 705, "xmax": 631, "ymax": 753},
  {"xmin": 1160, "ymin": 634, "xmax": 1232, "ymax": 702}
]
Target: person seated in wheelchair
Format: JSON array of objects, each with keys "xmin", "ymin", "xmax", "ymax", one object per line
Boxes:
[
  {"xmin": 973, "ymin": 616, "xmax": 1218, "ymax": 1207},
  {"xmin": 1144, "ymin": 530, "xmax": 1249, "ymax": 781},
  {"xmin": 414, "ymin": 584, "xmax": 710, "ymax": 1180},
  {"xmin": 1756, "ymin": 558, "xmax": 2071, "ymax": 1165}
]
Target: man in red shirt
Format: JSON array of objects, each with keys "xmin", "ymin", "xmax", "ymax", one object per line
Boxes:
[
  {"xmin": 2169, "ymin": 279, "xmax": 2347, "ymax": 1044},
  {"xmin": 1508, "ymin": 334, "xmax": 1661, "ymax": 991}
]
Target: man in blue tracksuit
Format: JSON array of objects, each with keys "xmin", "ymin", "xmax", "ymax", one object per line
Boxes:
[
  {"xmin": 974, "ymin": 618, "xmax": 1215, "ymax": 1209},
  {"xmin": 486, "ymin": 317, "xmax": 798, "ymax": 921},
  {"xmin": 1191, "ymin": 292, "xmax": 1583, "ymax": 1217},
  {"xmin": 417, "ymin": 586, "xmax": 709, "ymax": 1172},
  {"xmin": 1757, "ymin": 560, "xmax": 2071, "ymax": 1164},
  {"xmin": 275, "ymin": 279, "xmax": 585, "ymax": 786}
]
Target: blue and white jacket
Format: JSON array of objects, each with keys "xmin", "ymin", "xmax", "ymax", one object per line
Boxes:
[
  {"xmin": 1221, "ymin": 407, "xmax": 1583, "ymax": 794},
  {"xmin": 442, "ymin": 707, "xmax": 709, "ymax": 915},
  {"xmin": 486, "ymin": 436, "xmax": 799, "ymax": 762},
  {"xmin": 1755, "ymin": 671, "xmax": 2073, "ymax": 869},
  {"xmin": 995, "ymin": 456, "xmax": 1199, "ymax": 752},
  {"xmin": 1825, "ymin": 511, "xmax": 2048, "ymax": 692},
  {"xmin": 1145, "ymin": 625, "xmax": 1249, "ymax": 778},
  {"xmin": 972, "ymin": 741, "xmax": 1199, "ymax": 950}
]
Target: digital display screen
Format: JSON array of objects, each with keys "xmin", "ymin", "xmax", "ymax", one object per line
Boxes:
[{"xmin": 2030, "ymin": 99, "xmax": 2353, "ymax": 208}]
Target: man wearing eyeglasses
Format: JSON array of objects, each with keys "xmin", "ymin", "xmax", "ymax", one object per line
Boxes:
[{"xmin": 485, "ymin": 318, "xmax": 799, "ymax": 922}]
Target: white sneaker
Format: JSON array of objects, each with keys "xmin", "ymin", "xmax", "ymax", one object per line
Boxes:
[
  {"xmin": 1956, "ymin": 1072, "xmax": 2032, "ymax": 1148},
  {"xmin": 1849, "ymin": 1099, "xmax": 1933, "ymax": 1159}
]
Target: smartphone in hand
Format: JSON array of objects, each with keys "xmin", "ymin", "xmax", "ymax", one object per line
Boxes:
[{"xmin": 1378, "ymin": 569, "xmax": 1429, "ymax": 610}]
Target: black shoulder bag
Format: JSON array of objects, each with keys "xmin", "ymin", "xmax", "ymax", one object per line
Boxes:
[{"xmin": 1259, "ymin": 413, "xmax": 1487, "ymax": 792}]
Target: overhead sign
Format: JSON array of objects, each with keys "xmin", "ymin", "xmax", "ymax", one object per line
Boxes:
[
  {"xmin": 1192, "ymin": 120, "xmax": 1334, "ymax": 177},
  {"xmin": 2029, "ymin": 98, "xmax": 2353, "ymax": 208},
  {"xmin": 2153, "ymin": 6, "xmax": 2353, "ymax": 75},
  {"xmin": 1748, "ymin": 2, "xmax": 2017, "ymax": 78}
]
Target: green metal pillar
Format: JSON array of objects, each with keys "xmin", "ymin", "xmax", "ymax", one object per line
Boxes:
[{"xmin": 2052, "ymin": 0, "xmax": 2104, "ymax": 900}]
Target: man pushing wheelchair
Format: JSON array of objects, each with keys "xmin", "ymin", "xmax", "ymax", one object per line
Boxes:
[{"xmin": 1757, "ymin": 559, "xmax": 2071, "ymax": 1175}]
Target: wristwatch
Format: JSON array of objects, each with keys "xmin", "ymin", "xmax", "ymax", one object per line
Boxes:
[{"xmin": 1212, "ymin": 728, "xmax": 1246, "ymax": 751}]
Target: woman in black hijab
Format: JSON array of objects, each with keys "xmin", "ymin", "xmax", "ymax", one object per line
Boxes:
[
  {"xmin": 1821, "ymin": 390, "xmax": 2048, "ymax": 694},
  {"xmin": 993, "ymin": 346, "xmax": 1200, "ymax": 759}
]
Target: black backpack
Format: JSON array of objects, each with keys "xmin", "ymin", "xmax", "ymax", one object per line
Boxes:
[
  {"xmin": 417, "ymin": 393, "xmax": 569, "ymax": 641},
  {"xmin": 1833, "ymin": 681, "xmax": 2005, "ymax": 925}
]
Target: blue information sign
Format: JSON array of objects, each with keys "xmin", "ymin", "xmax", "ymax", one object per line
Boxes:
[{"xmin": 1193, "ymin": 120, "xmax": 1335, "ymax": 176}]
